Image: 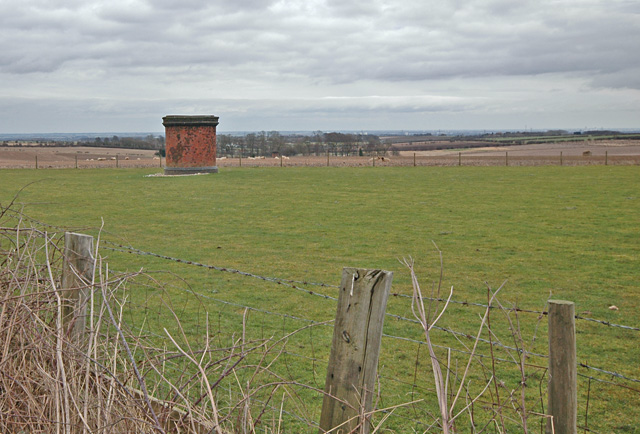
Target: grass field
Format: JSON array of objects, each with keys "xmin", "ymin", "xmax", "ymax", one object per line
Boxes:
[{"xmin": 1, "ymin": 166, "xmax": 639, "ymax": 432}]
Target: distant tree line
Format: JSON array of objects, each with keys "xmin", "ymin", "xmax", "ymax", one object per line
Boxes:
[
  {"xmin": 1, "ymin": 140, "xmax": 67, "ymax": 147},
  {"xmin": 81, "ymin": 135, "xmax": 165, "ymax": 151},
  {"xmin": 6, "ymin": 130, "xmax": 638, "ymax": 159},
  {"xmin": 481, "ymin": 129, "xmax": 628, "ymax": 138},
  {"xmin": 216, "ymin": 131, "xmax": 388, "ymax": 158},
  {"xmin": 1, "ymin": 135, "xmax": 165, "ymax": 152}
]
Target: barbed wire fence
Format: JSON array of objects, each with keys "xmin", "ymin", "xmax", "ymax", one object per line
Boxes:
[
  {"xmin": 4, "ymin": 147, "xmax": 640, "ymax": 170},
  {"xmin": 2, "ymin": 207, "xmax": 638, "ymax": 432},
  {"xmin": 98, "ymin": 239, "xmax": 640, "ymax": 433}
]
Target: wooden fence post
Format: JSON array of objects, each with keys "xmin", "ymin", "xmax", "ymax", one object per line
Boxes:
[
  {"xmin": 546, "ymin": 300, "xmax": 577, "ymax": 434},
  {"xmin": 413, "ymin": 152, "xmax": 416, "ymax": 167},
  {"xmin": 319, "ymin": 268, "xmax": 393, "ymax": 434},
  {"xmin": 458, "ymin": 152, "xmax": 461, "ymax": 166},
  {"xmin": 61, "ymin": 232, "xmax": 95, "ymax": 343},
  {"xmin": 560, "ymin": 151, "xmax": 563, "ymax": 166},
  {"xmin": 605, "ymin": 151, "xmax": 608, "ymax": 166}
]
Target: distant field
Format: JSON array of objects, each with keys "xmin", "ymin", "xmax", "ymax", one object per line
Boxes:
[
  {"xmin": 1, "ymin": 140, "xmax": 640, "ymax": 169},
  {"xmin": 1, "ymin": 166, "xmax": 638, "ymax": 432},
  {"xmin": 0, "ymin": 145, "xmax": 161, "ymax": 168},
  {"xmin": 409, "ymin": 139, "xmax": 640, "ymax": 156},
  {"xmin": 219, "ymin": 140, "xmax": 640, "ymax": 167}
]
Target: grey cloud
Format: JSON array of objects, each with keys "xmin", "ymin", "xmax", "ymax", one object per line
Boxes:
[
  {"xmin": 3, "ymin": 0, "xmax": 638, "ymax": 85},
  {"xmin": 590, "ymin": 69, "xmax": 640, "ymax": 90},
  {"xmin": 0, "ymin": 0, "xmax": 639, "ymax": 132}
]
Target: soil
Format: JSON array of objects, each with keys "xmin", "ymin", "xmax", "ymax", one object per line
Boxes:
[
  {"xmin": 0, "ymin": 146, "xmax": 161, "ymax": 169},
  {"xmin": 2, "ymin": 140, "xmax": 639, "ymax": 169}
]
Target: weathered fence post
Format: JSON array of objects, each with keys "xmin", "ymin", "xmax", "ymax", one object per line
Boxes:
[
  {"xmin": 506, "ymin": 151, "xmax": 509, "ymax": 166},
  {"xmin": 61, "ymin": 232, "xmax": 95, "ymax": 343},
  {"xmin": 605, "ymin": 151, "xmax": 608, "ymax": 166},
  {"xmin": 413, "ymin": 152, "xmax": 416, "ymax": 167},
  {"xmin": 546, "ymin": 300, "xmax": 577, "ymax": 434},
  {"xmin": 35, "ymin": 154, "xmax": 38, "ymax": 169},
  {"xmin": 319, "ymin": 268, "xmax": 393, "ymax": 434},
  {"xmin": 458, "ymin": 152, "xmax": 461, "ymax": 166},
  {"xmin": 560, "ymin": 151, "xmax": 563, "ymax": 166}
]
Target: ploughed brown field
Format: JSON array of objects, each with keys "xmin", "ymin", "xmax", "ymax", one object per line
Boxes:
[
  {"xmin": 221, "ymin": 139, "xmax": 640, "ymax": 167},
  {"xmin": 2, "ymin": 140, "xmax": 640, "ymax": 169},
  {"xmin": 0, "ymin": 145, "xmax": 161, "ymax": 169}
]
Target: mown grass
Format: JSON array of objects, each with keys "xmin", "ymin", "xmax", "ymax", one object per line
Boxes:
[{"xmin": 1, "ymin": 165, "xmax": 638, "ymax": 432}]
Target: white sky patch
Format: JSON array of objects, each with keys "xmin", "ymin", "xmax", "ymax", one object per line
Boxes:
[{"xmin": 0, "ymin": 0, "xmax": 638, "ymax": 132}]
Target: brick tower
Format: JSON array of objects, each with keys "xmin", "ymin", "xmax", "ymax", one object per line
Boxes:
[{"xmin": 162, "ymin": 115, "xmax": 219, "ymax": 175}]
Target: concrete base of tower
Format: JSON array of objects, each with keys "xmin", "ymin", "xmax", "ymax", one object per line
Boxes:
[{"xmin": 163, "ymin": 166, "xmax": 219, "ymax": 175}]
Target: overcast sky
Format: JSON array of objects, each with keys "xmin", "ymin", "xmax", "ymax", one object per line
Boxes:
[{"xmin": 1, "ymin": 0, "xmax": 639, "ymax": 133}]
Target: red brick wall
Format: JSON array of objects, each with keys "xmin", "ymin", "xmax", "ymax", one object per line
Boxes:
[{"xmin": 165, "ymin": 124, "xmax": 217, "ymax": 168}]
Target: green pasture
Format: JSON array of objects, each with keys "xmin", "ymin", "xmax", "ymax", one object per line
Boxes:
[{"xmin": 1, "ymin": 166, "xmax": 639, "ymax": 432}]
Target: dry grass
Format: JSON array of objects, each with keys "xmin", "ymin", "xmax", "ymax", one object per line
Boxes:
[
  {"xmin": 0, "ymin": 203, "xmax": 342, "ymax": 433},
  {"xmin": 402, "ymin": 247, "xmax": 554, "ymax": 434},
  {"xmin": 0, "ymin": 206, "xmax": 549, "ymax": 433},
  {"xmin": 1, "ymin": 192, "xmax": 609, "ymax": 433},
  {"xmin": 0, "ymin": 215, "xmax": 202, "ymax": 432}
]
